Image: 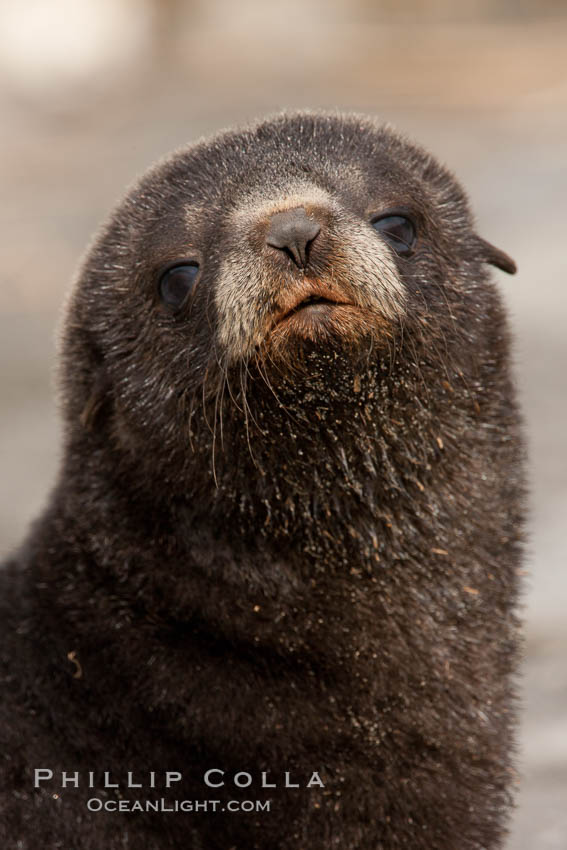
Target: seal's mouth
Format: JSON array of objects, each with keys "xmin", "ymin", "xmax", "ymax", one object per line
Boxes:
[
  {"xmin": 272, "ymin": 281, "xmax": 354, "ymax": 327},
  {"xmin": 261, "ymin": 277, "xmax": 388, "ymax": 356}
]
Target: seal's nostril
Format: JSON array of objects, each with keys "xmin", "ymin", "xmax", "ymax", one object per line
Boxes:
[{"xmin": 266, "ymin": 207, "xmax": 321, "ymax": 269}]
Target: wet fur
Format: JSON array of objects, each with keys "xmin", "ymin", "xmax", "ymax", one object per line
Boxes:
[{"xmin": 0, "ymin": 111, "xmax": 525, "ymax": 849}]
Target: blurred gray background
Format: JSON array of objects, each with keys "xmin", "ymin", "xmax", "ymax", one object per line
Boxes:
[{"xmin": 1, "ymin": 1, "xmax": 566, "ymax": 846}]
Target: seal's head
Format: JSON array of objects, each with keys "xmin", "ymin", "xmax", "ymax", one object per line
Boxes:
[
  {"xmin": 61, "ymin": 111, "xmax": 516, "ymax": 523},
  {"xmin": 4, "ymin": 112, "xmax": 524, "ymax": 850}
]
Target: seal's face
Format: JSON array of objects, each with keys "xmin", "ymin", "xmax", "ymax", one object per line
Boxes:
[
  {"xmin": 211, "ymin": 181, "xmax": 406, "ymax": 364},
  {"xmin": 63, "ymin": 112, "xmax": 516, "ymax": 504}
]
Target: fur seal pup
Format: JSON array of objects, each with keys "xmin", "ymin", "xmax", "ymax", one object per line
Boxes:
[{"xmin": 0, "ymin": 111, "xmax": 525, "ymax": 849}]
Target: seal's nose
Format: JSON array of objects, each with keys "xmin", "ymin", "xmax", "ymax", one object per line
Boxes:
[{"xmin": 266, "ymin": 207, "xmax": 321, "ymax": 269}]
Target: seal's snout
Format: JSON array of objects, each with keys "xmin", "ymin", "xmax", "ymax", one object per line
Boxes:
[
  {"xmin": 216, "ymin": 185, "xmax": 407, "ymax": 362},
  {"xmin": 266, "ymin": 206, "xmax": 321, "ymax": 269}
]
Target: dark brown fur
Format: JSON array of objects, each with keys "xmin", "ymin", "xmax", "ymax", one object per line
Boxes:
[{"xmin": 0, "ymin": 111, "xmax": 525, "ymax": 849}]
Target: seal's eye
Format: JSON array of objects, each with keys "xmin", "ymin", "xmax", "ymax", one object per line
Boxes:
[
  {"xmin": 158, "ymin": 263, "xmax": 199, "ymax": 310},
  {"xmin": 371, "ymin": 215, "xmax": 416, "ymax": 255}
]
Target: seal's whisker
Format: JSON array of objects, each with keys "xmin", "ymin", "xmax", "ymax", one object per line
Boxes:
[
  {"xmin": 199, "ymin": 359, "xmax": 216, "ymax": 437},
  {"xmin": 199, "ymin": 354, "xmax": 221, "ymax": 486},
  {"xmin": 254, "ymin": 349, "xmax": 285, "ymax": 409},
  {"xmin": 254, "ymin": 347, "xmax": 305, "ymax": 430},
  {"xmin": 209, "ymin": 343, "xmax": 230, "ymax": 455},
  {"xmin": 216, "ymin": 367, "xmax": 228, "ymax": 451},
  {"xmin": 387, "ymin": 314, "xmax": 404, "ymax": 376},
  {"xmin": 406, "ymin": 282, "xmax": 455, "ymax": 384},
  {"xmin": 404, "ymin": 334, "xmax": 432, "ymax": 402},
  {"xmin": 224, "ymin": 364, "xmax": 245, "ymax": 415},
  {"xmin": 238, "ymin": 360, "xmax": 260, "ymax": 469}
]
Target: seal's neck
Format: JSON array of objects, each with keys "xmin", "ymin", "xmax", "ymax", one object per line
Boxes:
[
  {"xmin": 60, "ymin": 344, "xmax": 446, "ymax": 567},
  {"xmin": 168, "ymin": 347, "xmax": 445, "ymax": 574}
]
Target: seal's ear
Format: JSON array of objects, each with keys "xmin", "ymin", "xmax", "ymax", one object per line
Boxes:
[
  {"xmin": 476, "ymin": 237, "xmax": 517, "ymax": 275},
  {"xmin": 80, "ymin": 371, "xmax": 111, "ymax": 431},
  {"xmin": 77, "ymin": 334, "xmax": 112, "ymax": 431}
]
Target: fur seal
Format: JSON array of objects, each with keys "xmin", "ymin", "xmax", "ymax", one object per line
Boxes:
[{"xmin": 0, "ymin": 111, "xmax": 525, "ymax": 849}]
